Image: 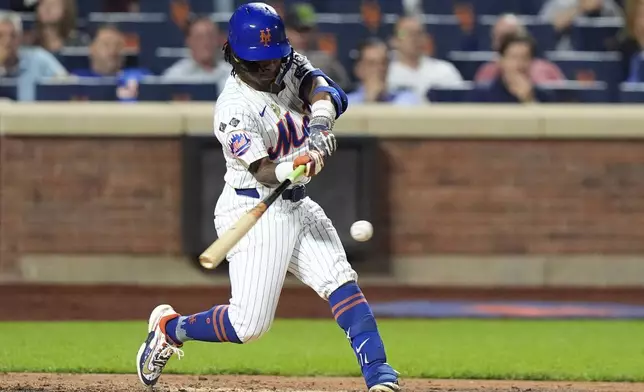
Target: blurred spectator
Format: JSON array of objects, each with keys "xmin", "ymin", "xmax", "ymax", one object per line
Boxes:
[
  {"xmin": 615, "ymin": 0, "xmax": 644, "ymax": 80},
  {"xmin": 283, "ymin": 2, "xmax": 351, "ymax": 91},
  {"xmin": 0, "ymin": 10, "xmax": 67, "ymax": 101},
  {"xmin": 347, "ymin": 37, "xmax": 420, "ymax": 105},
  {"xmin": 23, "ymin": 0, "xmax": 91, "ymax": 54},
  {"xmin": 162, "ymin": 16, "xmax": 231, "ymax": 94},
  {"xmin": 71, "ymin": 24, "xmax": 151, "ymax": 101},
  {"xmin": 387, "ymin": 16, "xmax": 463, "ymax": 102},
  {"xmin": 475, "ymin": 15, "xmax": 565, "ymax": 83},
  {"xmin": 470, "ymin": 34, "xmax": 555, "ymax": 103},
  {"xmin": 539, "ymin": 0, "xmax": 624, "ymax": 50}
]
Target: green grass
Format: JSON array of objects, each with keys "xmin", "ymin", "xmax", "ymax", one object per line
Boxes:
[{"xmin": 0, "ymin": 319, "xmax": 643, "ymax": 381}]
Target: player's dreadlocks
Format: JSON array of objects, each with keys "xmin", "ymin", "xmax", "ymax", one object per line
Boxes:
[{"xmin": 222, "ymin": 41, "xmax": 239, "ymax": 77}]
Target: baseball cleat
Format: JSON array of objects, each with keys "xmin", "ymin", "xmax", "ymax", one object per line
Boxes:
[
  {"xmin": 366, "ymin": 363, "xmax": 401, "ymax": 392},
  {"xmin": 136, "ymin": 304, "xmax": 184, "ymax": 387},
  {"xmin": 369, "ymin": 382, "xmax": 400, "ymax": 392}
]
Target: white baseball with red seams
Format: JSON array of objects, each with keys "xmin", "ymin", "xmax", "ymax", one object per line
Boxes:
[
  {"xmin": 211, "ymin": 51, "xmax": 357, "ymax": 343},
  {"xmin": 350, "ymin": 221, "xmax": 373, "ymax": 242}
]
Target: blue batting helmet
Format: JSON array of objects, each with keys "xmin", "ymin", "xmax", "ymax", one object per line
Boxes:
[{"xmin": 227, "ymin": 2, "xmax": 292, "ymax": 62}]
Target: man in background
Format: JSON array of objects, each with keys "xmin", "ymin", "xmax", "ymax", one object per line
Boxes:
[
  {"xmin": 284, "ymin": 2, "xmax": 351, "ymax": 91},
  {"xmin": 0, "ymin": 10, "xmax": 67, "ymax": 101},
  {"xmin": 71, "ymin": 24, "xmax": 151, "ymax": 101},
  {"xmin": 470, "ymin": 33, "xmax": 554, "ymax": 103},
  {"xmin": 475, "ymin": 14, "xmax": 565, "ymax": 83},
  {"xmin": 347, "ymin": 37, "xmax": 420, "ymax": 105},
  {"xmin": 387, "ymin": 16, "xmax": 463, "ymax": 102},
  {"xmin": 162, "ymin": 16, "xmax": 231, "ymax": 95}
]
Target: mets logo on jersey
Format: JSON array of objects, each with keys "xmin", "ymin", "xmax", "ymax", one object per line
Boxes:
[
  {"xmin": 227, "ymin": 131, "xmax": 251, "ymax": 157},
  {"xmin": 268, "ymin": 113, "xmax": 310, "ymax": 160},
  {"xmin": 260, "ymin": 28, "xmax": 271, "ymax": 47}
]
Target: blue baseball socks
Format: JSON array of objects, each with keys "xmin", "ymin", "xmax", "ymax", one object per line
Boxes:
[
  {"xmin": 329, "ymin": 281, "xmax": 398, "ymax": 388},
  {"xmin": 162, "ymin": 305, "xmax": 242, "ymax": 345}
]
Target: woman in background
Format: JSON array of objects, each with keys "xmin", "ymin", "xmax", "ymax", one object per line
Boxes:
[{"xmin": 24, "ymin": 0, "xmax": 90, "ymax": 53}]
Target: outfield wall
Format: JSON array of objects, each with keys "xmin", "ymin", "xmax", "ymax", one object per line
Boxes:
[{"xmin": 1, "ymin": 103, "xmax": 644, "ymax": 287}]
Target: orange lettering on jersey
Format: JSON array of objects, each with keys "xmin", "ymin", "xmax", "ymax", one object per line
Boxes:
[
  {"xmin": 260, "ymin": 28, "xmax": 272, "ymax": 47},
  {"xmin": 268, "ymin": 113, "xmax": 309, "ymax": 160}
]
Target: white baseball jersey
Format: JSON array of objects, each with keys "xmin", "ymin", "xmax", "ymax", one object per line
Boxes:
[
  {"xmin": 211, "ymin": 52, "xmax": 357, "ymax": 343},
  {"xmin": 214, "ymin": 51, "xmax": 316, "ymax": 189}
]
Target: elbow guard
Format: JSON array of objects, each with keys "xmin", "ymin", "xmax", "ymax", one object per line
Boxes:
[{"xmin": 307, "ymin": 69, "xmax": 348, "ymax": 119}]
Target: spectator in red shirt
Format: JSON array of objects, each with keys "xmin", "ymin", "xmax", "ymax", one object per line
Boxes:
[{"xmin": 474, "ymin": 14, "xmax": 566, "ymax": 84}]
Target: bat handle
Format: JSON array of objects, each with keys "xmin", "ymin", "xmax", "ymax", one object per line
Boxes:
[{"xmin": 287, "ymin": 165, "xmax": 307, "ymax": 184}]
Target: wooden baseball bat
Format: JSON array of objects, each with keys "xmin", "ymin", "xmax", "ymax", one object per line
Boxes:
[{"xmin": 199, "ymin": 165, "xmax": 307, "ymax": 270}]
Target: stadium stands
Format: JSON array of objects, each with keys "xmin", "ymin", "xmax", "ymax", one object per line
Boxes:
[{"xmin": 0, "ymin": 0, "xmax": 641, "ymax": 104}]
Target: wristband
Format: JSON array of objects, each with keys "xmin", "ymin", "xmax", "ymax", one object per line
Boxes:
[
  {"xmin": 311, "ymin": 100, "xmax": 336, "ymax": 125},
  {"xmin": 275, "ymin": 161, "xmax": 295, "ymax": 183}
]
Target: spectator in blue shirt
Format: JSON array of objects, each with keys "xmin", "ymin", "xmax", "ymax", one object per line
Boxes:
[
  {"xmin": 347, "ymin": 37, "xmax": 421, "ymax": 105},
  {"xmin": 470, "ymin": 33, "xmax": 555, "ymax": 103},
  {"xmin": 0, "ymin": 11, "xmax": 67, "ymax": 101},
  {"xmin": 71, "ymin": 24, "xmax": 151, "ymax": 101}
]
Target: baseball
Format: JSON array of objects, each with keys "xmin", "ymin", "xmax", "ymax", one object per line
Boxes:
[{"xmin": 350, "ymin": 220, "xmax": 373, "ymax": 242}]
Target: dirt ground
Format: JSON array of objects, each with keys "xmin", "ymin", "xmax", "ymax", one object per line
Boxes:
[{"xmin": 1, "ymin": 373, "xmax": 644, "ymax": 392}]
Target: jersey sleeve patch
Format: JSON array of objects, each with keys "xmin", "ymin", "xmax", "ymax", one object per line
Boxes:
[{"xmin": 227, "ymin": 131, "xmax": 252, "ymax": 157}]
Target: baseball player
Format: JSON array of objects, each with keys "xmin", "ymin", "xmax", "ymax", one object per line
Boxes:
[{"xmin": 136, "ymin": 3, "xmax": 400, "ymax": 391}]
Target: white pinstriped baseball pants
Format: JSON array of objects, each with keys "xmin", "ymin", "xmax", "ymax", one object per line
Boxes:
[{"xmin": 214, "ymin": 183, "xmax": 358, "ymax": 343}]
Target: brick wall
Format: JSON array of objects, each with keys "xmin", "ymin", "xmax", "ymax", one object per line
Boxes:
[
  {"xmin": 383, "ymin": 139, "xmax": 644, "ymax": 255},
  {"xmin": 2, "ymin": 137, "xmax": 644, "ymax": 275},
  {"xmin": 0, "ymin": 137, "xmax": 182, "ymax": 275}
]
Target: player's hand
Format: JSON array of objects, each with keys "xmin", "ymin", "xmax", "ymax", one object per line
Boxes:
[
  {"xmin": 308, "ymin": 119, "xmax": 337, "ymax": 156},
  {"xmin": 293, "ymin": 150, "xmax": 325, "ymax": 177}
]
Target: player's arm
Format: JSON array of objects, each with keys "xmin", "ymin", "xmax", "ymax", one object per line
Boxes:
[
  {"xmin": 293, "ymin": 53, "xmax": 349, "ymax": 157},
  {"xmin": 248, "ymin": 158, "xmax": 279, "ymax": 186}
]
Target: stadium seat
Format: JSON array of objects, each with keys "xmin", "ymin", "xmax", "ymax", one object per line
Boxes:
[
  {"xmin": 17, "ymin": 12, "xmax": 35, "ymax": 33},
  {"xmin": 546, "ymin": 52, "xmax": 623, "ymax": 81},
  {"xmin": 138, "ymin": 20, "xmax": 189, "ymax": 71},
  {"xmin": 448, "ymin": 51, "xmax": 497, "ymax": 81},
  {"xmin": 477, "ymin": 16, "xmax": 558, "ymax": 53},
  {"xmin": 570, "ymin": 17, "xmax": 623, "ymax": 52},
  {"xmin": 307, "ymin": 0, "xmax": 404, "ymax": 14},
  {"xmin": 635, "ymin": 53, "xmax": 644, "ymax": 82},
  {"xmin": 546, "ymin": 51, "xmax": 622, "ymax": 100},
  {"xmin": 137, "ymin": 78, "xmax": 219, "ymax": 101},
  {"xmin": 139, "ymin": 0, "xmax": 220, "ymax": 17},
  {"xmin": 427, "ymin": 82, "xmax": 475, "ymax": 102},
  {"xmin": 36, "ymin": 78, "xmax": 118, "ymax": 101},
  {"xmin": 539, "ymin": 80, "xmax": 610, "ymax": 103},
  {"xmin": 420, "ymin": 0, "xmax": 524, "ymax": 16},
  {"xmin": 56, "ymin": 47, "xmax": 139, "ymax": 73},
  {"xmin": 232, "ymin": 0, "xmax": 402, "ymax": 14},
  {"xmin": 0, "ymin": 78, "xmax": 18, "ymax": 101},
  {"xmin": 520, "ymin": 0, "xmax": 548, "ymax": 15},
  {"xmin": 76, "ymin": 1, "xmax": 94, "ymax": 18},
  {"xmin": 619, "ymin": 83, "xmax": 644, "ymax": 103},
  {"xmin": 471, "ymin": 0, "xmax": 525, "ymax": 16},
  {"xmin": 316, "ymin": 21, "xmax": 391, "ymax": 76},
  {"xmin": 420, "ymin": 15, "xmax": 474, "ymax": 60}
]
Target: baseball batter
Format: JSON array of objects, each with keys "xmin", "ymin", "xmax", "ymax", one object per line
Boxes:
[{"xmin": 136, "ymin": 3, "xmax": 400, "ymax": 391}]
